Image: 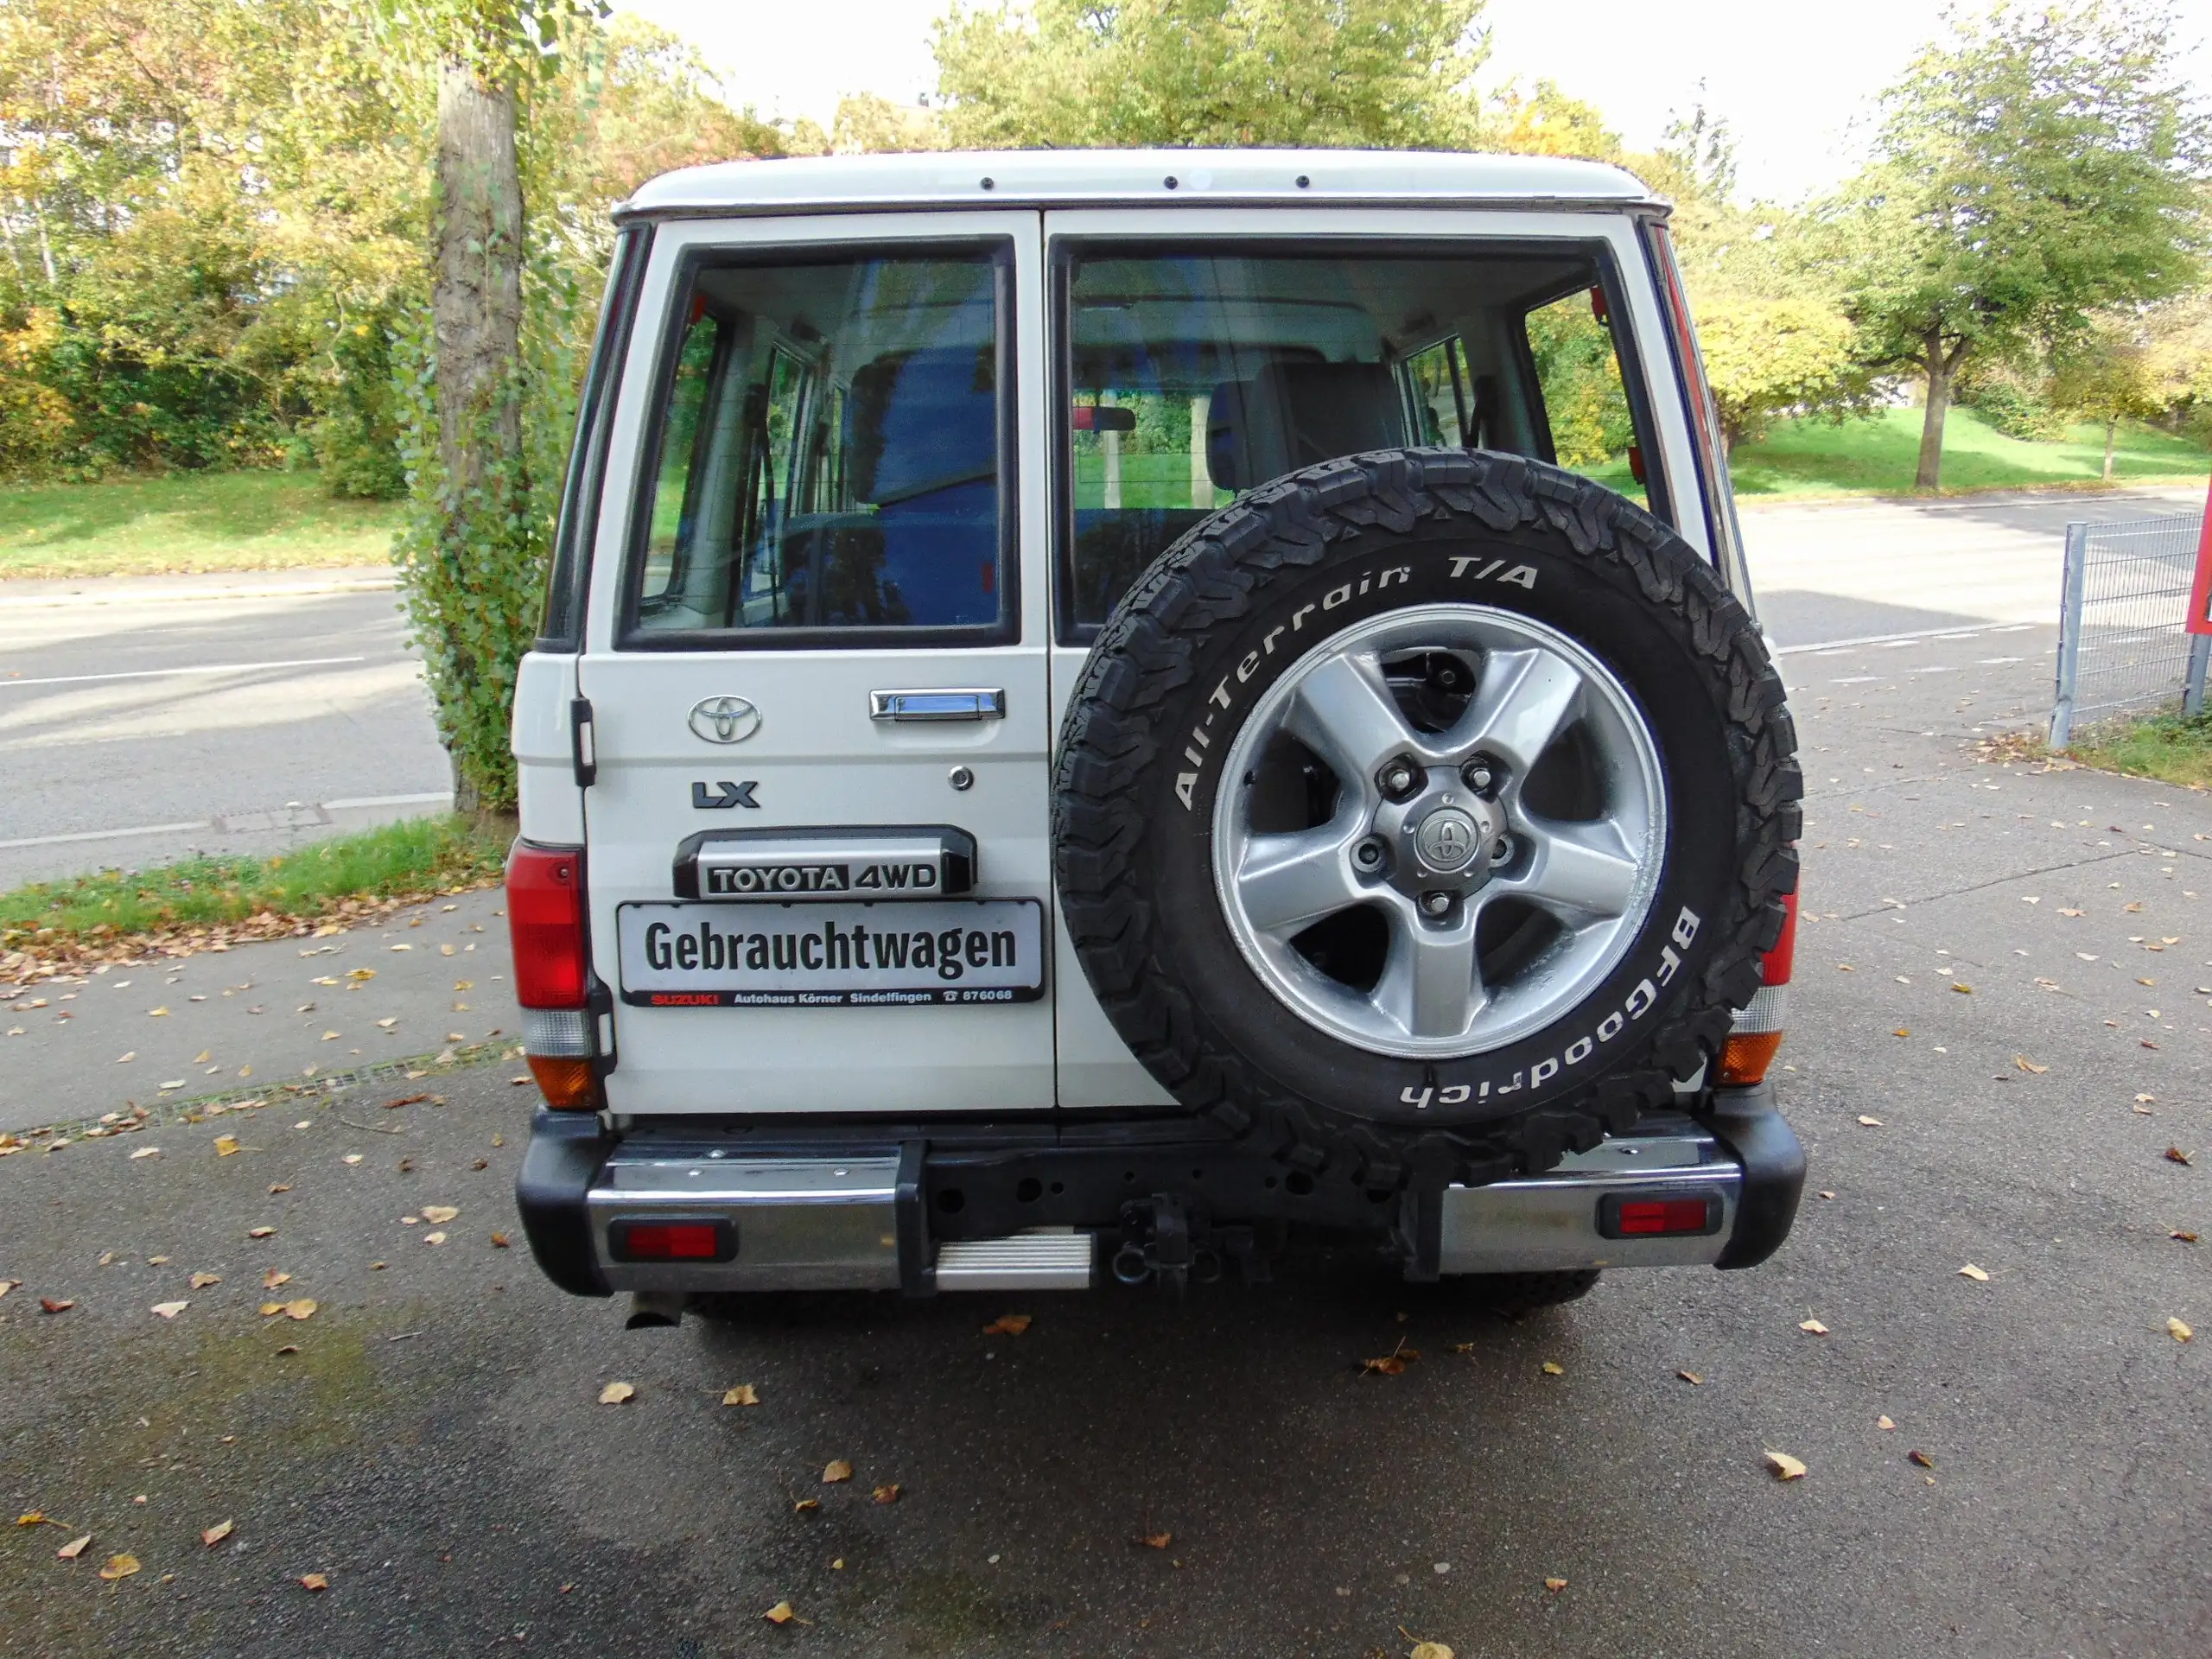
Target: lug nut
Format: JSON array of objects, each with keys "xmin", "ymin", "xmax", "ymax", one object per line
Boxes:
[
  {"xmin": 1491, "ymin": 835, "xmax": 1514, "ymax": 862},
  {"xmin": 1353, "ymin": 836, "xmax": 1387, "ymax": 872},
  {"xmin": 1378, "ymin": 757, "xmax": 1423, "ymax": 801},
  {"xmin": 1421, "ymin": 891, "xmax": 1452, "ymax": 918},
  {"xmin": 1462, "ymin": 760, "xmax": 1494, "ymax": 792}
]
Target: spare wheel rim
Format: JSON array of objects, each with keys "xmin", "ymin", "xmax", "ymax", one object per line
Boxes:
[{"xmin": 1210, "ymin": 602, "xmax": 1669, "ymax": 1060}]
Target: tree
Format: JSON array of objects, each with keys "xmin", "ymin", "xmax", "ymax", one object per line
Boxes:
[
  {"xmin": 932, "ymin": 0, "xmax": 1490, "ymax": 149},
  {"xmin": 1695, "ymin": 298, "xmax": 1869, "ymax": 454},
  {"xmin": 2050, "ymin": 319, "xmax": 2161, "ymax": 478},
  {"xmin": 1827, "ymin": 2, "xmax": 2209, "ymax": 490}
]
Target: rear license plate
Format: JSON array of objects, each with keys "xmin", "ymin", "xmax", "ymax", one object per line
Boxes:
[{"xmin": 616, "ymin": 899, "xmax": 1045, "ymax": 1007}]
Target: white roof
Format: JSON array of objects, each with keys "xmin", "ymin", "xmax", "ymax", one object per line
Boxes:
[{"xmin": 620, "ymin": 149, "xmax": 1657, "ymax": 219}]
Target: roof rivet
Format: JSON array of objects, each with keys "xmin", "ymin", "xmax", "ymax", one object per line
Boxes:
[
  {"xmin": 1294, "ymin": 175, "xmax": 1311, "ymax": 188},
  {"xmin": 1163, "ymin": 175, "xmax": 1179, "ymax": 190},
  {"xmin": 979, "ymin": 176, "xmax": 995, "ymax": 190}
]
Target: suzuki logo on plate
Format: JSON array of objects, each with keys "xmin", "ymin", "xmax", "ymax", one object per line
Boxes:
[{"xmin": 688, "ymin": 696, "xmax": 760, "ymax": 745}]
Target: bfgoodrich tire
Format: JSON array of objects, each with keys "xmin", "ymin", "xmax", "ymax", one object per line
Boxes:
[{"xmin": 1053, "ymin": 448, "xmax": 1800, "ymax": 1191}]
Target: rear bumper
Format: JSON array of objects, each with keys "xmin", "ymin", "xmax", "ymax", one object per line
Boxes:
[{"xmin": 514, "ymin": 1082, "xmax": 1804, "ymax": 1298}]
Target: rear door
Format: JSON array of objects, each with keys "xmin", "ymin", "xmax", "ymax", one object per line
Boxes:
[{"xmin": 579, "ymin": 212, "xmax": 1055, "ymax": 1114}]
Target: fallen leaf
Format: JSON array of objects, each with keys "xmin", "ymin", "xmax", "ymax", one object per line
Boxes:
[
  {"xmin": 791, "ymin": 1498, "xmax": 819, "ymax": 1513},
  {"xmin": 1446, "ymin": 1341, "xmax": 1475, "ymax": 1355},
  {"xmin": 188, "ymin": 1272, "xmax": 220, "ymax": 1289},
  {"xmin": 267, "ymin": 1183, "xmax": 289, "ymax": 1195},
  {"xmin": 1137, "ymin": 1532, "xmax": 1172, "ymax": 1549},
  {"xmin": 763, "ymin": 1600, "xmax": 797, "ymax": 1624},
  {"xmin": 1958, "ymin": 1263, "xmax": 1990, "ymax": 1281},
  {"xmin": 1764, "ymin": 1451, "xmax": 1808, "ymax": 1481},
  {"xmin": 1362, "ymin": 1354, "xmax": 1408, "ymax": 1376},
  {"xmin": 1877, "ymin": 1415, "xmax": 1896, "ymax": 1430},
  {"xmin": 722, "ymin": 1385, "xmax": 760, "ymax": 1407},
  {"xmin": 283, "ymin": 1299, "xmax": 316, "ymax": 1320},
  {"xmin": 822, "ymin": 1459, "xmax": 852, "ymax": 1483},
  {"xmin": 1892, "ymin": 1027, "xmax": 1910, "ymax": 1038},
  {"xmin": 40, "ymin": 1298, "xmax": 74, "ymax": 1314},
  {"xmin": 2013, "ymin": 1056, "xmax": 2049, "ymax": 1074},
  {"xmin": 1677, "ymin": 1370, "xmax": 1703, "ymax": 1385},
  {"xmin": 2165, "ymin": 1147, "xmax": 2195, "ymax": 1166},
  {"xmin": 57, "ymin": 1535, "xmax": 90, "ymax": 1560},
  {"xmin": 1908, "ymin": 1449, "xmax": 1936, "ymax": 1469},
  {"xmin": 99, "ymin": 1553, "xmax": 140, "ymax": 1580},
  {"xmin": 1951, "ymin": 982, "xmax": 1971, "ymax": 994},
  {"xmin": 489, "ymin": 1231, "xmax": 512, "ymax": 1249},
  {"xmin": 129, "ymin": 1147, "xmax": 160, "ymax": 1160},
  {"xmin": 1798, "ymin": 1319, "xmax": 1829, "ymax": 1335},
  {"xmin": 247, "ymin": 1227, "xmax": 275, "ymax": 1239},
  {"xmin": 298, "ymin": 1572, "xmax": 328, "ymax": 1591},
  {"xmin": 2059, "ymin": 907, "xmax": 2083, "ymax": 917},
  {"xmin": 213, "ymin": 1135, "xmax": 239, "ymax": 1157},
  {"xmin": 264, "ymin": 1270, "xmax": 290, "ymax": 1289},
  {"xmin": 1541, "ymin": 1359, "xmax": 1565, "ymax": 1376},
  {"xmin": 422, "ymin": 1231, "xmax": 446, "ymax": 1245},
  {"xmin": 2138, "ymin": 1093, "xmax": 2158, "ymax": 1104},
  {"xmin": 981, "ymin": 1314, "xmax": 1032, "ymax": 1336},
  {"xmin": 1413, "ymin": 1643, "xmax": 1458, "ymax": 1659},
  {"xmin": 2173, "ymin": 1230, "xmax": 2200, "ymax": 1243},
  {"xmin": 421, "ymin": 1205, "xmax": 458, "ymax": 1224},
  {"xmin": 200, "ymin": 1520, "xmax": 232, "ymax": 1548},
  {"xmin": 872, "ymin": 1484, "xmax": 901, "ymax": 1504},
  {"xmin": 1544, "ymin": 1577, "xmax": 1569, "ymax": 1593},
  {"xmin": 1857, "ymin": 1115, "xmax": 1885, "ymax": 1128},
  {"xmin": 150, "ymin": 1301, "xmax": 188, "ymax": 1319},
  {"xmin": 2170, "ymin": 1317, "xmax": 2194, "ymax": 1343},
  {"xmin": 342, "ymin": 1154, "xmax": 363, "ymax": 1166},
  {"xmin": 258, "ymin": 1303, "xmax": 283, "ymax": 1316}
]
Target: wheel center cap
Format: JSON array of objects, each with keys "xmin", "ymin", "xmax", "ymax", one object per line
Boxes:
[{"xmin": 1414, "ymin": 806, "xmax": 1483, "ymax": 873}]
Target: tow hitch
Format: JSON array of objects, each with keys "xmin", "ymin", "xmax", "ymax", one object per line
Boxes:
[{"xmin": 1110, "ymin": 1195, "xmax": 1270, "ymax": 1290}]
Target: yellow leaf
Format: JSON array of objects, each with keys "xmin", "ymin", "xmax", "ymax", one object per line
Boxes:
[
  {"xmin": 1544, "ymin": 1577, "xmax": 1569, "ymax": 1592},
  {"xmin": 264, "ymin": 1270, "xmax": 290, "ymax": 1289},
  {"xmin": 421, "ymin": 1205, "xmax": 459, "ymax": 1224},
  {"xmin": 259, "ymin": 1302, "xmax": 284, "ymax": 1317},
  {"xmin": 1951, "ymin": 982, "xmax": 1972, "ymax": 995},
  {"xmin": 345, "ymin": 968, "xmax": 374, "ymax": 981},
  {"xmin": 1798, "ymin": 1319, "xmax": 1828, "ymax": 1335},
  {"xmin": 1677, "ymin": 1370, "xmax": 1703, "ymax": 1385},
  {"xmin": 763, "ymin": 1600, "xmax": 796, "ymax": 1624},
  {"xmin": 1908, "ymin": 1449, "xmax": 1936, "ymax": 1469},
  {"xmin": 200, "ymin": 1520, "xmax": 233, "ymax": 1548},
  {"xmin": 422, "ymin": 1231, "xmax": 446, "ymax": 1245},
  {"xmin": 1764, "ymin": 1451, "xmax": 1808, "ymax": 1481},
  {"xmin": 1892, "ymin": 1027, "xmax": 1910, "ymax": 1039},
  {"xmin": 822, "ymin": 1459, "xmax": 853, "ymax": 1483},
  {"xmin": 188, "ymin": 1272, "xmax": 220, "ymax": 1289},
  {"xmin": 283, "ymin": 1299, "xmax": 316, "ymax": 1320},
  {"xmin": 1412, "ymin": 1643, "xmax": 1458, "ymax": 1659},
  {"xmin": 2012, "ymin": 1056, "xmax": 2049, "ymax": 1074},
  {"xmin": 598, "ymin": 1382, "xmax": 635, "ymax": 1405},
  {"xmin": 1540, "ymin": 1360, "xmax": 1565, "ymax": 1376},
  {"xmin": 872, "ymin": 1484, "xmax": 901, "ymax": 1504},
  {"xmin": 57, "ymin": 1534, "xmax": 91, "ymax": 1560},
  {"xmin": 1877, "ymin": 1414, "xmax": 1896, "ymax": 1430},
  {"xmin": 792, "ymin": 1498, "xmax": 818, "ymax": 1512},
  {"xmin": 1137, "ymin": 1531, "xmax": 1172, "ymax": 1549},
  {"xmin": 99, "ymin": 1552, "xmax": 140, "ymax": 1580},
  {"xmin": 721, "ymin": 1385, "xmax": 760, "ymax": 1407},
  {"xmin": 2169, "ymin": 1317, "xmax": 2194, "ymax": 1343},
  {"xmin": 214, "ymin": 1135, "xmax": 239, "ymax": 1156},
  {"xmin": 981, "ymin": 1313, "xmax": 1032, "ymax": 1336},
  {"xmin": 1958, "ymin": 1263, "xmax": 1990, "ymax": 1281},
  {"xmin": 298, "ymin": 1572, "xmax": 328, "ymax": 1591}
]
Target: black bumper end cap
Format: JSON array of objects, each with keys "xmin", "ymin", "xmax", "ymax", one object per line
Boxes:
[
  {"xmin": 1697, "ymin": 1079, "xmax": 1806, "ymax": 1271},
  {"xmin": 516, "ymin": 1108, "xmax": 613, "ymax": 1297}
]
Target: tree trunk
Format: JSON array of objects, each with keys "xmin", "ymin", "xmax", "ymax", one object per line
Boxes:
[
  {"xmin": 431, "ymin": 60, "xmax": 524, "ymax": 817},
  {"xmin": 2102, "ymin": 418, "xmax": 2117, "ymax": 482},
  {"xmin": 1914, "ymin": 327, "xmax": 1951, "ymax": 493}
]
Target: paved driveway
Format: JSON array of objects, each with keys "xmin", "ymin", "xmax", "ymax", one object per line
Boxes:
[{"xmin": 3, "ymin": 634, "xmax": 2203, "ymax": 1656}]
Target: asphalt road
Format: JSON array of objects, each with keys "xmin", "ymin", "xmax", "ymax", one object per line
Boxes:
[
  {"xmin": 0, "ymin": 573, "xmax": 448, "ymax": 887},
  {"xmin": 2, "ymin": 620, "xmax": 2204, "ymax": 1656},
  {"xmin": 1, "ymin": 486, "xmax": 2201, "ymax": 890}
]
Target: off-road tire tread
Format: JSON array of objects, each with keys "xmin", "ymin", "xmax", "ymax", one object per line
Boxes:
[{"xmin": 1054, "ymin": 448, "xmax": 1799, "ymax": 1189}]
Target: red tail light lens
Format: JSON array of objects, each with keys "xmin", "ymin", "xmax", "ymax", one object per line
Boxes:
[
  {"xmin": 507, "ymin": 842, "xmax": 589, "ymax": 1009},
  {"xmin": 608, "ymin": 1219, "xmax": 732, "ymax": 1262},
  {"xmin": 1618, "ymin": 1198, "xmax": 1716, "ymax": 1236},
  {"xmin": 1763, "ymin": 889, "xmax": 1798, "ymax": 988}
]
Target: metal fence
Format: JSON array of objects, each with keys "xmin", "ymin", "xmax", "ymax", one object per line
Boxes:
[{"xmin": 2049, "ymin": 512, "xmax": 2211, "ymax": 747}]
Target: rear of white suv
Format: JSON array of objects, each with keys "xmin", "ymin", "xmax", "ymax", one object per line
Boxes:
[{"xmin": 508, "ymin": 150, "xmax": 1804, "ymax": 1319}]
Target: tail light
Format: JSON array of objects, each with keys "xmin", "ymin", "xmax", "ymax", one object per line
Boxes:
[
  {"xmin": 1719, "ymin": 890, "xmax": 1796, "ymax": 1087},
  {"xmin": 506, "ymin": 842, "xmax": 602, "ymax": 1110}
]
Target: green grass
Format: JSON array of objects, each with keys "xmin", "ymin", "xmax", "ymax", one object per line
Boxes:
[
  {"xmin": 0, "ymin": 470, "xmax": 404, "ymax": 580},
  {"xmin": 2068, "ymin": 709, "xmax": 2212, "ymax": 791},
  {"xmin": 0, "ymin": 815, "xmax": 508, "ymax": 954},
  {"xmin": 1731, "ymin": 407, "xmax": 2209, "ymax": 499}
]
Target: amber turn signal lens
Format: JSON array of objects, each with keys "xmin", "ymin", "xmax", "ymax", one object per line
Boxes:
[
  {"xmin": 528, "ymin": 1053, "xmax": 603, "ymax": 1111},
  {"xmin": 1717, "ymin": 1030, "xmax": 1784, "ymax": 1087}
]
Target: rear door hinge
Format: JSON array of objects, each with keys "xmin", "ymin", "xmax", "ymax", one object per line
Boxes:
[{"xmin": 570, "ymin": 696, "xmax": 597, "ymax": 789}]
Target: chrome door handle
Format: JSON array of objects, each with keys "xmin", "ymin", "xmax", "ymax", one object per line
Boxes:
[{"xmin": 869, "ymin": 688, "xmax": 1006, "ymax": 722}]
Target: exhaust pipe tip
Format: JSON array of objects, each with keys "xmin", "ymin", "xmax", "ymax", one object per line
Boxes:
[{"xmin": 624, "ymin": 1291, "xmax": 691, "ymax": 1330}]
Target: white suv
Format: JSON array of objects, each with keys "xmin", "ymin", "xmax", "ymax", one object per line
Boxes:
[{"xmin": 506, "ymin": 149, "xmax": 1804, "ymax": 1320}]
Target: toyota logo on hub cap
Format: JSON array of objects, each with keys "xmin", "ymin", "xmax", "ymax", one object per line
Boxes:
[
  {"xmin": 1414, "ymin": 807, "xmax": 1480, "ymax": 872},
  {"xmin": 688, "ymin": 696, "xmax": 761, "ymax": 744}
]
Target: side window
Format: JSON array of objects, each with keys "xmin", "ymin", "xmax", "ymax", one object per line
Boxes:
[
  {"xmin": 1523, "ymin": 289, "xmax": 1649, "ymax": 506},
  {"xmin": 1403, "ymin": 339, "xmax": 1469, "ymax": 447},
  {"xmin": 627, "ymin": 247, "xmax": 1008, "ymax": 643}
]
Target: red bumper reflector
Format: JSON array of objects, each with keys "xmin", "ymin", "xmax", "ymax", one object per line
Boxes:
[
  {"xmin": 1617, "ymin": 1198, "xmax": 1715, "ymax": 1236},
  {"xmin": 608, "ymin": 1219, "xmax": 733, "ymax": 1262}
]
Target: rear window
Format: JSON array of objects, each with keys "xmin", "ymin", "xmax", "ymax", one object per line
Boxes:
[
  {"xmin": 625, "ymin": 244, "xmax": 1013, "ymax": 646},
  {"xmin": 1058, "ymin": 243, "xmax": 1664, "ymax": 636}
]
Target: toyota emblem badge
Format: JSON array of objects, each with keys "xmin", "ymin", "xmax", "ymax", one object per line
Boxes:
[{"xmin": 688, "ymin": 696, "xmax": 761, "ymax": 745}]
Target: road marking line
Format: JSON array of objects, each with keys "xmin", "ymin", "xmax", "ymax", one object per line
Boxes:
[
  {"xmin": 0, "ymin": 655, "xmax": 367, "ymax": 690},
  {"xmin": 323, "ymin": 791, "xmax": 451, "ymax": 811},
  {"xmin": 0, "ymin": 820, "xmax": 210, "ymax": 850},
  {"xmin": 0, "ymin": 793, "xmax": 450, "ymax": 852}
]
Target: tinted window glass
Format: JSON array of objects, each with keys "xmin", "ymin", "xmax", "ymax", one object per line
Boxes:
[
  {"xmin": 1060, "ymin": 246, "xmax": 1657, "ymax": 633},
  {"xmin": 631, "ymin": 249, "xmax": 1007, "ymax": 639}
]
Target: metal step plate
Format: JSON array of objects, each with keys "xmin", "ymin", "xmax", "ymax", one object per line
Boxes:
[{"xmin": 935, "ymin": 1231, "xmax": 1094, "ymax": 1291}]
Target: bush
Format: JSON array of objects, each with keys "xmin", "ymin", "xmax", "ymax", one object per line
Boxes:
[
  {"xmin": 313, "ymin": 308, "xmax": 409, "ymax": 500},
  {"xmin": 1956, "ymin": 373, "xmax": 2069, "ymax": 442}
]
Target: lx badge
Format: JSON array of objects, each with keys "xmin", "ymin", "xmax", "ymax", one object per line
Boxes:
[{"xmin": 692, "ymin": 780, "xmax": 760, "ymax": 810}]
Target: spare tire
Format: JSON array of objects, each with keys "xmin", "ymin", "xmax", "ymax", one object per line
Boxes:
[{"xmin": 1053, "ymin": 448, "xmax": 1800, "ymax": 1190}]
